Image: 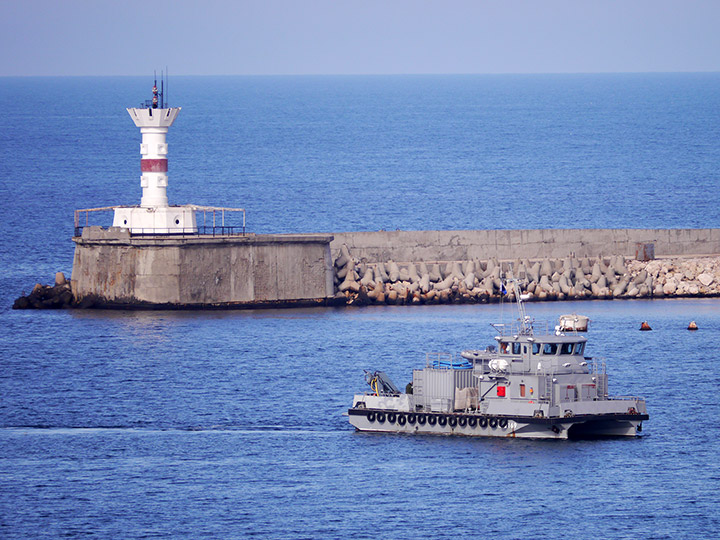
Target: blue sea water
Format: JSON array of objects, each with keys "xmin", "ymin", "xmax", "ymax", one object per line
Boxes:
[{"xmin": 1, "ymin": 74, "xmax": 720, "ymax": 538}]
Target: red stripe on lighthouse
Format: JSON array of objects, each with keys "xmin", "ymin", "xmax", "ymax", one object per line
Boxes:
[{"xmin": 141, "ymin": 159, "xmax": 168, "ymax": 172}]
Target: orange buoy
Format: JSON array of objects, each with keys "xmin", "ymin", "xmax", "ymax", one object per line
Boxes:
[
  {"xmin": 640, "ymin": 321, "xmax": 652, "ymax": 331},
  {"xmin": 688, "ymin": 321, "xmax": 698, "ymax": 331}
]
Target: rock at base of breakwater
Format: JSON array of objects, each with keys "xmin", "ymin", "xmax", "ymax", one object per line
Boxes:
[
  {"xmin": 332, "ymin": 248, "xmax": 720, "ymax": 308},
  {"xmin": 13, "ymin": 272, "xmax": 74, "ymax": 309}
]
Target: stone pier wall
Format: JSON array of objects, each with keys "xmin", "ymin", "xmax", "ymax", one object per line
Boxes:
[
  {"xmin": 327, "ymin": 228, "xmax": 720, "ymax": 306},
  {"xmin": 70, "ymin": 227, "xmax": 335, "ymax": 308},
  {"xmin": 21, "ymin": 227, "xmax": 717, "ymax": 310},
  {"xmin": 330, "ymin": 228, "xmax": 720, "ymax": 263}
]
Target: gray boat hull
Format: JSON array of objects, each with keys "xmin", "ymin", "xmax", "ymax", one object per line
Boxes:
[{"xmin": 348, "ymin": 408, "xmax": 647, "ymax": 440}]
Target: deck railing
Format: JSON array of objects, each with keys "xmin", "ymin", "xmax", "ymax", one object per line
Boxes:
[{"xmin": 491, "ymin": 320, "xmax": 554, "ymax": 337}]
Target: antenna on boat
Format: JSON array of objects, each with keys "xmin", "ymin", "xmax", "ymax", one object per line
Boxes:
[{"xmin": 507, "ymin": 279, "xmax": 533, "ymax": 335}]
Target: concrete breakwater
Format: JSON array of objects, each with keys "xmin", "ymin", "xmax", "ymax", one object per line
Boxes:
[
  {"xmin": 68, "ymin": 228, "xmax": 336, "ymax": 308},
  {"xmin": 14, "ymin": 227, "xmax": 337, "ymax": 309},
  {"xmin": 330, "ymin": 228, "xmax": 720, "ymax": 305},
  {"xmin": 333, "ymin": 246, "xmax": 720, "ymax": 305},
  {"xmin": 329, "ymin": 228, "xmax": 720, "ymax": 262},
  {"xmin": 12, "ymin": 227, "xmax": 720, "ymax": 309}
]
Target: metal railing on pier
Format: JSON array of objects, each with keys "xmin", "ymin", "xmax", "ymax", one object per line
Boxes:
[
  {"xmin": 74, "ymin": 206, "xmax": 117, "ymax": 236},
  {"xmin": 193, "ymin": 205, "xmax": 246, "ymax": 235},
  {"xmin": 73, "ymin": 205, "xmax": 247, "ymax": 238},
  {"xmin": 128, "ymin": 225, "xmax": 245, "ymax": 236}
]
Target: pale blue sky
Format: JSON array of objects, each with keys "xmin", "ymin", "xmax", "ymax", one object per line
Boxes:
[{"xmin": 1, "ymin": 0, "xmax": 718, "ymax": 76}]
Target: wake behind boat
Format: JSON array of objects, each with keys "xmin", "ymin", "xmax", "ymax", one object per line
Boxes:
[{"xmin": 348, "ymin": 282, "xmax": 648, "ymax": 439}]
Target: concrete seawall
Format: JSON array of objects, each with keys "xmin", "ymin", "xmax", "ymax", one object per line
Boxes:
[
  {"xmin": 327, "ymin": 228, "xmax": 720, "ymax": 306},
  {"xmin": 70, "ymin": 227, "xmax": 335, "ymax": 308},
  {"xmin": 330, "ymin": 228, "xmax": 720, "ymax": 262},
  {"xmin": 14, "ymin": 227, "xmax": 720, "ymax": 310}
]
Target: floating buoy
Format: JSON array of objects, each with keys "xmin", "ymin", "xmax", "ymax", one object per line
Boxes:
[
  {"xmin": 640, "ymin": 321, "xmax": 652, "ymax": 331},
  {"xmin": 688, "ymin": 321, "xmax": 698, "ymax": 331}
]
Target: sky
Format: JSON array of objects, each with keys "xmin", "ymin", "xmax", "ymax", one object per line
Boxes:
[{"xmin": 1, "ymin": 0, "xmax": 719, "ymax": 76}]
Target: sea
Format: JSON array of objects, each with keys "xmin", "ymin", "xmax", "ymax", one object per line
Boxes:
[{"xmin": 1, "ymin": 73, "xmax": 720, "ymax": 538}]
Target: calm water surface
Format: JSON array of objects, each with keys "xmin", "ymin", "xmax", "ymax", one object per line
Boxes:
[
  {"xmin": 2, "ymin": 299, "xmax": 719, "ymax": 539},
  {"xmin": 1, "ymin": 74, "xmax": 720, "ymax": 538}
]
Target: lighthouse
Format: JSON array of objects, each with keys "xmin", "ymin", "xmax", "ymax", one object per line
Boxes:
[
  {"xmin": 65, "ymin": 77, "xmax": 335, "ymax": 310},
  {"xmin": 112, "ymin": 79, "xmax": 197, "ymax": 234}
]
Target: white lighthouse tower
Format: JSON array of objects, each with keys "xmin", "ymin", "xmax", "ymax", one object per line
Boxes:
[{"xmin": 112, "ymin": 79, "xmax": 197, "ymax": 234}]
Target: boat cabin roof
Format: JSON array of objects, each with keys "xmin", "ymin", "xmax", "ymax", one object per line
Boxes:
[{"xmin": 497, "ymin": 334, "xmax": 587, "ymax": 345}]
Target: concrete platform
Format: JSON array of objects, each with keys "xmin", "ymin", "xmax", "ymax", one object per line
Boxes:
[{"xmin": 71, "ymin": 227, "xmax": 335, "ymax": 308}]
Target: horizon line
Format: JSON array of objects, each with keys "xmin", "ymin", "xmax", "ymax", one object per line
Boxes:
[{"xmin": 2, "ymin": 69, "xmax": 720, "ymax": 79}]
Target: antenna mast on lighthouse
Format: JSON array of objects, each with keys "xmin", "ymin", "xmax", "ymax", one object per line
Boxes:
[{"xmin": 112, "ymin": 72, "xmax": 197, "ymax": 234}]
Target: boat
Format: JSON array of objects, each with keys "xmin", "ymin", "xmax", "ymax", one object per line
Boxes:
[
  {"xmin": 348, "ymin": 282, "xmax": 648, "ymax": 439},
  {"xmin": 559, "ymin": 313, "xmax": 590, "ymax": 332}
]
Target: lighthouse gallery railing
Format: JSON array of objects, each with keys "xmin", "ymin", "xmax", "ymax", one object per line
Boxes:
[{"xmin": 74, "ymin": 205, "xmax": 247, "ymax": 237}]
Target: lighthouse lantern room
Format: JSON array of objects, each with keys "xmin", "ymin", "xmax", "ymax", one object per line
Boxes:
[{"xmin": 112, "ymin": 78, "xmax": 197, "ymax": 234}]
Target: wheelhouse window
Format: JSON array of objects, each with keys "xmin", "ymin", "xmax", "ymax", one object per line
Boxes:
[
  {"xmin": 560, "ymin": 343, "xmax": 574, "ymax": 355},
  {"xmin": 542, "ymin": 343, "xmax": 558, "ymax": 355},
  {"xmin": 532, "ymin": 343, "xmax": 540, "ymax": 355},
  {"xmin": 512, "ymin": 342, "xmax": 522, "ymax": 354},
  {"xmin": 574, "ymin": 342, "xmax": 585, "ymax": 355}
]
